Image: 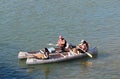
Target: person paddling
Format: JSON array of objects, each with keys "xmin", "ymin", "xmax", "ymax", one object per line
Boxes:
[
  {"xmin": 57, "ymin": 35, "xmax": 68, "ymax": 52},
  {"xmin": 76, "ymin": 40, "xmax": 89, "ymax": 53}
]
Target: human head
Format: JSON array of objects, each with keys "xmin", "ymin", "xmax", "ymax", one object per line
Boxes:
[
  {"xmin": 59, "ymin": 35, "xmax": 63, "ymax": 39},
  {"xmin": 81, "ymin": 40, "xmax": 86, "ymax": 44}
]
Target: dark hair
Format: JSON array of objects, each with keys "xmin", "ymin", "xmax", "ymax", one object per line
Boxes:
[
  {"xmin": 44, "ymin": 48, "xmax": 49, "ymax": 59},
  {"xmin": 83, "ymin": 41, "xmax": 87, "ymax": 44}
]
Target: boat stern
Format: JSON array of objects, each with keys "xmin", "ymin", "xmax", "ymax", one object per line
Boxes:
[{"xmin": 18, "ymin": 51, "xmax": 28, "ymax": 59}]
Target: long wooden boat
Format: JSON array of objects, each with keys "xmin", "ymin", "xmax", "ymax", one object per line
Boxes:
[{"xmin": 25, "ymin": 47, "xmax": 98, "ymax": 65}]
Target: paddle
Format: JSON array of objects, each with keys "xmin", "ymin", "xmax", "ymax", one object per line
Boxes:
[
  {"xmin": 48, "ymin": 43, "xmax": 69, "ymax": 47},
  {"xmin": 48, "ymin": 43, "xmax": 58, "ymax": 46},
  {"xmin": 79, "ymin": 48, "xmax": 93, "ymax": 58},
  {"xmin": 85, "ymin": 51, "xmax": 93, "ymax": 58}
]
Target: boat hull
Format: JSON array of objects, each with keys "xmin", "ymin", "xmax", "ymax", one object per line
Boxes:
[{"xmin": 26, "ymin": 47, "xmax": 98, "ymax": 65}]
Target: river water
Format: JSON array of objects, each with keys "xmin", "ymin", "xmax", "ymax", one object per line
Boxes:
[{"xmin": 0, "ymin": 0, "xmax": 120, "ymax": 79}]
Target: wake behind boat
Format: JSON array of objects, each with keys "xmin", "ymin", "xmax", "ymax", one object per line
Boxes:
[{"xmin": 25, "ymin": 47, "xmax": 97, "ymax": 65}]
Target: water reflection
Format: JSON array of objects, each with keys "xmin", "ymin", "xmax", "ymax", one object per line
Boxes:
[
  {"xmin": 28, "ymin": 63, "xmax": 59, "ymax": 79},
  {"xmin": 79, "ymin": 59, "xmax": 93, "ymax": 75},
  {"xmin": 18, "ymin": 49, "xmax": 98, "ymax": 79},
  {"xmin": 18, "ymin": 59, "xmax": 26, "ymax": 68},
  {"xmin": 18, "ymin": 60, "xmax": 54, "ymax": 79},
  {"xmin": 18, "ymin": 56, "xmax": 98, "ymax": 79}
]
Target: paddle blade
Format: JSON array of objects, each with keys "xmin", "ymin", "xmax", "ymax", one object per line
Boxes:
[
  {"xmin": 48, "ymin": 43, "xmax": 58, "ymax": 46},
  {"xmin": 86, "ymin": 52, "xmax": 92, "ymax": 58},
  {"xmin": 48, "ymin": 43, "xmax": 54, "ymax": 46}
]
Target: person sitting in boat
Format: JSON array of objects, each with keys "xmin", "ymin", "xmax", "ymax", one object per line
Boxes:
[
  {"xmin": 76, "ymin": 40, "xmax": 89, "ymax": 53},
  {"xmin": 57, "ymin": 35, "xmax": 68, "ymax": 52},
  {"xmin": 30, "ymin": 48, "xmax": 50, "ymax": 59}
]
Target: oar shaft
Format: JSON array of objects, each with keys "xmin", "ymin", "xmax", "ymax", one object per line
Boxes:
[{"xmin": 79, "ymin": 48, "xmax": 92, "ymax": 58}]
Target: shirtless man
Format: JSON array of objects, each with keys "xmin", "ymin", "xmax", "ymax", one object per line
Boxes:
[{"xmin": 57, "ymin": 35, "xmax": 67, "ymax": 52}]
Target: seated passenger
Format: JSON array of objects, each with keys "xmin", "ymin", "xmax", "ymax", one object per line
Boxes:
[{"xmin": 30, "ymin": 48, "xmax": 49, "ymax": 59}]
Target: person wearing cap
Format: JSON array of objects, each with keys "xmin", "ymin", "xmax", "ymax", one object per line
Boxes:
[
  {"xmin": 76, "ymin": 40, "xmax": 89, "ymax": 52},
  {"xmin": 57, "ymin": 35, "xmax": 67, "ymax": 52}
]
